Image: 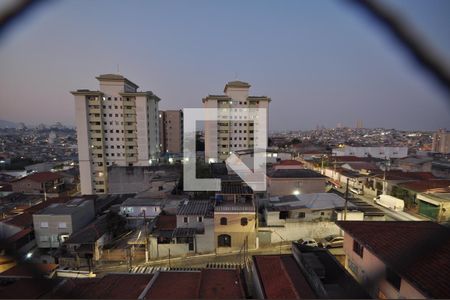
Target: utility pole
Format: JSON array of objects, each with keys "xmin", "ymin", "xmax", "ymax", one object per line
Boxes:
[
  {"xmin": 344, "ymin": 177, "xmax": 349, "ymax": 221},
  {"xmin": 143, "ymin": 210, "xmax": 149, "ymax": 263}
]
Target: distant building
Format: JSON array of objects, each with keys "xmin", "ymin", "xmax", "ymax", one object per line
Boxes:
[
  {"xmin": 32, "ymin": 198, "xmax": 95, "ymax": 248},
  {"xmin": 159, "ymin": 110, "xmax": 183, "ymax": 154},
  {"xmin": 72, "ymin": 74, "xmax": 161, "ymax": 194},
  {"xmin": 337, "ymin": 221, "xmax": 450, "ymax": 299},
  {"xmin": 203, "ymin": 81, "xmax": 270, "ymax": 162},
  {"xmin": 332, "ymin": 146, "xmax": 408, "ymax": 159},
  {"xmin": 356, "ymin": 119, "xmax": 363, "ymax": 129},
  {"xmin": 432, "ymin": 128, "xmax": 450, "ymax": 154}
]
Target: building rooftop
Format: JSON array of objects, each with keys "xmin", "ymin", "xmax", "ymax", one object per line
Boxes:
[
  {"xmin": 218, "ymin": 182, "xmax": 253, "ymax": 194},
  {"xmin": 0, "ymin": 278, "xmax": 61, "ymax": 299},
  {"xmin": 144, "ymin": 269, "xmax": 246, "ymax": 299},
  {"xmin": 155, "ymin": 214, "xmax": 177, "ymax": 231},
  {"xmin": 276, "ymin": 160, "xmax": 304, "ymax": 166},
  {"xmin": 13, "ymin": 171, "xmax": 63, "ymax": 184},
  {"xmin": 121, "ymin": 197, "xmax": 165, "ymax": 207},
  {"xmin": 177, "ymin": 200, "xmax": 213, "ymax": 216},
  {"xmin": 64, "ymin": 215, "xmax": 108, "ymax": 244},
  {"xmin": 267, "ymin": 169, "xmax": 326, "ymax": 179},
  {"xmin": 36, "ymin": 198, "xmax": 93, "ymax": 215},
  {"xmin": 269, "ymin": 193, "xmax": 356, "ymax": 211},
  {"xmin": 336, "ymin": 221, "xmax": 450, "ymax": 299},
  {"xmin": 0, "ymin": 263, "xmax": 58, "ymax": 279},
  {"xmin": 224, "ymin": 80, "xmax": 251, "ymax": 92},
  {"xmin": 96, "ymin": 73, "xmax": 139, "ymax": 89},
  {"xmin": 397, "ymin": 179, "xmax": 450, "ymax": 193},
  {"xmin": 253, "ymin": 255, "xmax": 317, "ymax": 299},
  {"xmin": 48, "ymin": 274, "xmax": 153, "ymax": 299}
]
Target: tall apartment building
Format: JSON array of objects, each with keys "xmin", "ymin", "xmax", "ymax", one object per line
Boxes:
[
  {"xmin": 432, "ymin": 128, "xmax": 450, "ymax": 154},
  {"xmin": 203, "ymin": 81, "xmax": 270, "ymax": 162},
  {"xmin": 72, "ymin": 74, "xmax": 160, "ymax": 195},
  {"xmin": 159, "ymin": 110, "xmax": 183, "ymax": 154}
]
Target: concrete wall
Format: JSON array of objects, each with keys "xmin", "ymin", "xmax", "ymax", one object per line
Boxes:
[{"xmin": 259, "ymin": 221, "xmax": 341, "ymax": 244}]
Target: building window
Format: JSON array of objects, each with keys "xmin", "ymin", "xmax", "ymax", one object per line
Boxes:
[
  {"xmin": 220, "ymin": 217, "xmax": 227, "ymax": 225},
  {"xmin": 353, "ymin": 240, "xmax": 364, "ymax": 258},
  {"xmin": 218, "ymin": 234, "xmax": 231, "ymax": 247},
  {"xmin": 240, "ymin": 217, "xmax": 248, "ymax": 226},
  {"xmin": 386, "ymin": 267, "xmax": 401, "ymax": 290},
  {"xmin": 40, "ymin": 222, "xmax": 49, "ymax": 228},
  {"xmin": 58, "ymin": 222, "xmax": 67, "ymax": 229},
  {"xmin": 183, "ymin": 217, "xmax": 188, "ymax": 223},
  {"xmin": 198, "ymin": 216, "xmax": 203, "ymax": 223},
  {"xmin": 298, "ymin": 212, "xmax": 305, "ymax": 218}
]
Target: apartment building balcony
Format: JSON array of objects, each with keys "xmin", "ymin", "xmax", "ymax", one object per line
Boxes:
[
  {"xmin": 124, "ymin": 116, "xmax": 135, "ymax": 123},
  {"xmin": 123, "ymin": 109, "xmax": 136, "ymax": 114},
  {"xmin": 124, "ymin": 124, "xmax": 136, "ymax": 131},
  {"xmin": 90, "ymin": 132, "xmax": 103, "ymax": 139},
  {"xmin": 91, "ymin": 148, "xmax": 104, "ymax": 155},
  {"xmin": 88, "ymin": 115, "xmax": 101, "ymax": 122},
  {"xmin": 89, "ymin": 108, "xmax": 101, "ymax": 114},
  {"xmin": 89, "ymin": 125, "xmax": 102, "ymax": 131}
]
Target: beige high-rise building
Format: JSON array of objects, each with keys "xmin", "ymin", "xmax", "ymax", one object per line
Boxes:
[
  {"xmin": 432, "ymin": 129, "xmax": 450, "ymax": 154},
  {"xmin": 203, "ymin": 81, "xmax": 270, "ymax": 162},
  {"xmin": 159, "ymin": 110, "xmax": 183, "ymax": 154},
  {"xmin": 72, "ymin": 74, "xmax": 161, "ymax": 195}
]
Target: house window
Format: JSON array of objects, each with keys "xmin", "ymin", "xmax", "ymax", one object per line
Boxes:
[
  {"xmin": 58, "ymin": 222, "xmax": 67, "ymax": 229},
  {"xmin": 198, "ymin": 216, "xmax": 203, "ymax": 223},
  {"xmin": 40, "ymin": 235, "xmax": 48, "ymax": 242},
  {"xmin": 240, "ymin": 217, "xmax": 248, "ymax": 226},
  {"xmin": 298, "ymin": 212, "xmax": 305, "ymax": 218},
  {"xmin": 183, "ymin": 217, "xmax": 188, "ymax": 223},
  {"xmin": 220, "ymin": 217, "xmax": 227, "ymax": 225},
  {"xmin": 320, "ymin": 212, "xmax": 325, "ymax": 216},
  {"xmin": 353, "ymin": 240, "xmax": 364, "ymax": 258},
  {"xmin": 386, "ymin": 267, "xmax": 401, "ymax": 290},
  {"xmin": 40, "ymin": 222, "xmax": 49, "ymax": 228},
  {"xmin": 218, "ymin": 234, "xmax": 231, "ymax": 247}
]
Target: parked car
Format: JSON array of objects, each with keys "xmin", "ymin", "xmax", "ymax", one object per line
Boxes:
[
  {"xmin": 320, "ymin": 235, "xmax": 344, "ymax": 248},
  {"xmin": 299, "ymin": 238, "xmax": 318, "ymax": 247}
]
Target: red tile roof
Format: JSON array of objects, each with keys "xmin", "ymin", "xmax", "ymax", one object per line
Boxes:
[
  {"xmin": 155, "ymin": 215, "xmax": 177, "ymax": 231},
  {"xmin": 49, "ymin": 274, "xmax": 154, "ymax": 299},
  {"xmin": 145, "ymin": 270, "xmax": 246, "ymax": 299},
  {"xmin": 2, "ymin": 197, "xmax": 70, "ymax": 229},
  {"xmin": 397, "ymin": 179, "xmax": 450, "ymax": 193},
  {"xmin": 0, "ymin": 263, "xmax": 58, "ymax": 278},
  {"xmin": 336, "ymin": 221, "xmax": 450, "ymax": 299},
  {"xmin": 198, "ymin": 269, "xmax": 245, "ymax": 299},
  {"xmin": 17, "ymin": 171, "xmax": 63, "ymax": 183},
  {"xmin": 333, "ymin": 156, "xmax": 373, "ymax": 162},
  {"xmin": 342, "ymin": 162, "xmax": 379, "ymax": 171},
  {"xmin": 146, "ymin": 271, "xmax": 201, "ymax": 299},
  {"xmin": 253, "ymin": 255, "xmax": 316, "ymax": 299},
  {"xmin": 372, "ymin": 171, "xmax": 437, "ymax": 181},
  {"xmin": 278, "ymin": 160, "xmax": 303, "ymax": 166},
  {"xmin": 0, "ymin": 278, "xmax": 60, "ymax": 299}
]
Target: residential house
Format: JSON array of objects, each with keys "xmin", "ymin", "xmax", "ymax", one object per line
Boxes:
[
  {"xmin": 11, "ymin": 172, "xmax": 64, "ymax": 196},
  {"xmin": 214, "ymin": 182, "xmax": 257, "ymax": 253},
  {"xmin": 250, "ymin": 244, "xmax": 370, "ymax": 299},
  {"xmin": 60, "ymin": 214, "xmax": 112, "ymax": 267},
  {"xmin": 337, "ymin": 221, "xmax": 450, "ymax": 299},
  {"xmin": 119, "ymin": 197, "xmax": 164, "ymax": 228},
  {"xmin": 415, "ymin": 193, "xmax": 450, "ymax": 222},
  {"xmin": 33, "ymin": 198, "xmax": 95, "ymax": 248}
]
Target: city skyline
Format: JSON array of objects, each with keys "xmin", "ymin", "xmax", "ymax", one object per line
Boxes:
[{"xmin": 0, "ymin": 0, "xmax": 449, "ymax": 131}]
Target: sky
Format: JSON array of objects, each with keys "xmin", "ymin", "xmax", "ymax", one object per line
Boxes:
[{"xmin": 0, "ymin": 0, "xmax": 449, "ymax": 131}]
